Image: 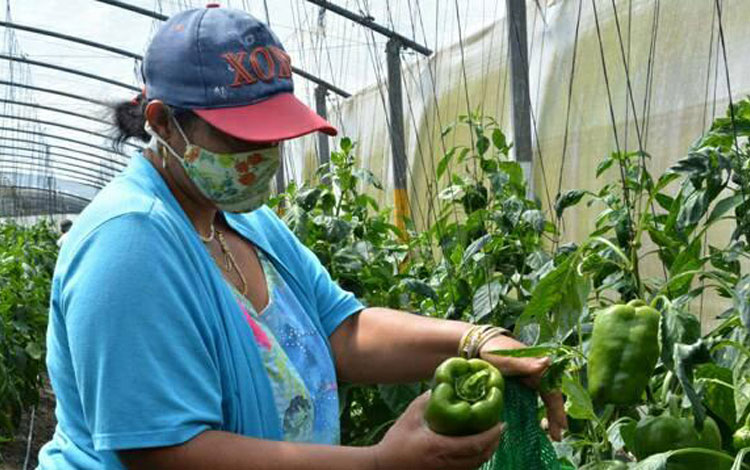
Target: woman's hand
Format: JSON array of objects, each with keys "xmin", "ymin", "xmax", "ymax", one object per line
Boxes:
[
  {"xmin": 479, "ymin": 335, "xmax": 568, "ymax": 441},
  {"xmin": 373, "ymin": 392, "xmax": 504, "ymax": 470}
]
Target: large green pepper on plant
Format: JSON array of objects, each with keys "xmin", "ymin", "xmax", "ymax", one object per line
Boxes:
[
  {"xmin": 587, "ymin": 299, "xmax": 660, "ymax": 405},
  {"xmin": 735, "ymin": 414, "xmax": 750, "ymax": 450},
  {"xmin": 633, "ymin": 415, "xmax": 727, "ymax": 470},
  {"xmin": 424, "ymin": 357, "xmax": 504, "ymax": 436}
]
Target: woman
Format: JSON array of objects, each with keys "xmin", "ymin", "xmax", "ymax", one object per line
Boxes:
[{"xmin": 37, "ymin": 5, "xmax": 565, "ymax": 469}]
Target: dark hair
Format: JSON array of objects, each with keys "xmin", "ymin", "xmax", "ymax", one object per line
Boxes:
[
  {"xmin": 109, "ymin": 92, "xmax": 199, "ymax": 153},
  {"xmin": 60, "ymin": 219, "xmax": 72, "ymax": 233}
]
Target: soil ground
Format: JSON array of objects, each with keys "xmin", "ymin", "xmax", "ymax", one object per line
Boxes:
[{"xmin": 0, "ymin": 377, "xmax": 56, "ymax": 470}]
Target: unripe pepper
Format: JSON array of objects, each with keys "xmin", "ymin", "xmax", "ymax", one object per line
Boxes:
[
  {"xmin": 424, "ymin": 357, "xmax": 504, "ymax": 436},
  {"xmin": 587, "ymin": 300, "xmax": 660, "ymax": 405},
  {"xmin": 735, "ymin": 414, "xmax": 750, "ymax": 450},
  {"xmin": 633, "ymin": 415, "xmax": 726, "ymax": 470}
]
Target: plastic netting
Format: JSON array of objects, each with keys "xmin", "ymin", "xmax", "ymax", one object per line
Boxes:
[{"xmin": 480, "ymin": 380, "xmax": 561, "ymax": 470}]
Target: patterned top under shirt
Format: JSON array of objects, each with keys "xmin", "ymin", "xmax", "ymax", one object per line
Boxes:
[{"xmin": 227, "ymin": 250, "xmax": 341, "ymax": 444}]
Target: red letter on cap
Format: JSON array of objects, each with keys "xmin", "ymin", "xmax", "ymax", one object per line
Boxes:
[
  {"xmin": 249, "ymin": 47, "xmax": 275, "ymax": 82},
  {"xmin": 269, "ymin": 46, "xmax": 292, "ymax": 79},
  {"xmin": 222, "ymin": 51, "xmax": 257, "ymax": 87}
]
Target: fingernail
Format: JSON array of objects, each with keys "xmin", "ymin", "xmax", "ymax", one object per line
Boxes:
[{"xmin": 537, "ymin": 357, "xmax": 551, "ymax": 366}]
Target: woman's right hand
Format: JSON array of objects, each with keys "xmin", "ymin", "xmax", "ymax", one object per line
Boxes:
[{"xmin": 372, "ymin": 392, "xmax": 505, "ymax": 470}]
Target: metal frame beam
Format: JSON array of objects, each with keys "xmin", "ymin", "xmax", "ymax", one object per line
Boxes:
[
  {"xmin": 0, "ymin": 54, "xmax": 139, "ymax": 92},
  {"xmin": 0, "ymin": 146, "xmax": 118, "ymax": 179},
  {"xmin": 506, "ymin": 0, "xmax": 533, "ymax": 192},
  {"xmin": 0, "ymin": 98, "xmax": 110, "ymax": 125},
  {"xmin": 386, "ymin": 38, "xmax": 409, "ymax": 231},
  {"xmin": 0, "ymin": 114, "xmax": 142, "ymax": 149},
  {"xmin": 93, "ymin": 0, "xmax": 351, "ymax": 97},
  {"xmin": 0, "ymin": 80, "xmax": 108, "ymax": 106},
  {"xmin": 0, "ymin": 21, "xmax": 141, "ymax": 60},
  {"xmin": 306, "ymin": 0, "xmax": 432, "ymax": 56},
  {"xmin": 0, "ymin": 184, "xmax": 93, "ymax": 203},
  {"xmin": 314, "ymin": 85, "xmax": 330, "ymax": 166},
  {"xmin": 0, "ymin": 151, "xmax": 110, "ymax": 182},
  {"xmin": 0, "ymin": 159, "xmax": 106, "ymax": 188},
  {"xmin": 0, "ymin": 126, "xmax": 129, "ymax": 160},
  {"xmin": 0, "ymin": 136, "xmax": 126, "ymax": 169}
]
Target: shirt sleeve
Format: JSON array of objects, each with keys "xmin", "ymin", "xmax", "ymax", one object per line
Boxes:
[
  {"xmin": 61, "ymin": 212, "xmax": 222, "ymax": 451},
  {"xmin": 293, "ymin": 234, "xmax": 365, "ymax": 337}
]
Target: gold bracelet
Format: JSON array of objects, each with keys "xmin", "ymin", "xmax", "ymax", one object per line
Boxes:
[
  {"xmin": 458, "ymin": 325, "xmax": 479, "ymax": 358},
  {"xmin": 459, "ymin": 325, "xmax": 492, "ymax": 358},
  {"xmin": 475, "ymin": 327, "xmax": 512, "ymax": 357}
]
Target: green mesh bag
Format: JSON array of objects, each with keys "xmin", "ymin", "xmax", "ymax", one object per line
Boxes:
[{"xmin": 480, "ymin": 379, "xmax": 561, "ymax": 470}]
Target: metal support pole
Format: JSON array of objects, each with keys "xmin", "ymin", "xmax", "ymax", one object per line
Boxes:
[
  {"xmin": 315, "ymin": 85, "xmax": 330, "ymax": 167},
  {"xmin": 506, "ymin": 0, "xmax": 534, "ymax": 196},
  {"xmin": 386, "ymin": 38, "xmax": 410, "ymax": 232},
  {"xmin": 275, "ymin": 144, "xmax": 286, "ymax": 195}
]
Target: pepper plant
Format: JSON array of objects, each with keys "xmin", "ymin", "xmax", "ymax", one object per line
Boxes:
[{"xmin": 0, "ymin": 220, "xmax": 58, "ymax": 443}]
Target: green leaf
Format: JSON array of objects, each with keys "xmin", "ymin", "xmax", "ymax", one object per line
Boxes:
[
  {"xmin": 696, "ymin": 364, "xmax": 736, "ymax": 428},
  {"xmin": 632, "ymin": 453, "xmax": 670, "ymax": 470},
  {"xmin": 733, "ymin": 349, "xmax": 750, "ymax": 423},
  {"xmin": 521, "ymin": 209, "xmax": 546, "ymax": 233},
  {"xmin": 487, "ymin": 345, "xmax": 558, "ymax": 358},
  {"xmin": 734, "ymin": 276, "xmax": 750, "ymax": 333},
  {"xmin": 655, "ymin": 193, "xmax": 674, "ymax": 211},
  {"xmin": 516, "ymin": 255, "xmax": 577, "ymax": 339},
  {"xmin": 607, "ymin": 416, "xmax": 637, "ymax": 451},
  {"xmin": 24, "ymin": 342, "xmax": 42, "ymax": 360},
  {"xmin": 707, "ymin": 194, "xmax": 743, "ymax": 225},
  {"xmin": 377, "ymin": 383, "xmax": 421, "ymax": 414},
  {"xmin": 437, "ymin": 147, "xmax": 457, "ymax": 180},
  {"xmin": 461, "ymin": 234, "xmax": 492, "ymax": 266},
  {"xmin": 555, "ymin": 190, "xmax": 588, "ymax": 218},
  {"xmin": 660, "ymin": 303, "xmax": 701, "ymax": 370},
  {"xmin": 674, "ymin": 340, "xmax": 712, "ymax": 428},
  {"xmin": 677, "ymin": 190, "xmax": 709, "ymax": 229},
  {"xmin": 439, "ymin": 185, "xmax": 464, "ymax": 201},
  {"xmin": 476, "ymin": 136, "xmax": 490, "ymax": 156},
  {"xmin": 400, "ymin": 278, "xmax": 438, "ymax": 301},
  {"xmin": 297, "ymin": 187, "xmax": 322, "ymax": 210},
  {"xmin": 492, "ymin": 129, "xmax": 508, "ymax": 151},
  {"xmin": 668, "ymin": 238, "xmax": 702, "ymax": 296},
  {"xmin": 340, "ymin": 137, "xmax": 353, "ymax": 154},
  {"xmin": 472, "ymin": 281, "xmax": 503, "ymax": 322},
  {"xmin": 497, "ymin": 161, "xmax": 524, "ymax": 188},
  {"xmin": 732, "ymin": 449, "xmax": 750, "ymax": 470},
  {"xmin": 562, "ymin": 375, "xmax": 595, "ymax": 420},
  {"xmin": 596, "ymin": 156, "xmax": 614, "ymax": 177},
  {"xmin": 540, "ymin": 356, "xmax": 570, "ymax": 393}
]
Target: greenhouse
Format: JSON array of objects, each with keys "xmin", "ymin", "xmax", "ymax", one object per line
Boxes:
[{"xmin": 1, "ymin": 0, "xmax": 749, "ymax": 468}]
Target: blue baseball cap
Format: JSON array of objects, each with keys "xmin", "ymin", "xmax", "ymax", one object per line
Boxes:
[{"xmin": 143, "ymin": 3, "xmax": 337, "ymax": 143}]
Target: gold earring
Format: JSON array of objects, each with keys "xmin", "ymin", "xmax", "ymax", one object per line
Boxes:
[{"xmin": 159, "ymin": 146, "xmax": 168, "ymax": 169}]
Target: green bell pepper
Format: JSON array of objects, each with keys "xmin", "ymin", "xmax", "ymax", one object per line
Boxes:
[
  {"xmin": 587, "ymin": 299, "xmax": 660, "ymax": 405},
  {"xmin": 424, "ymin": 357, "xmax": 504, "ymax": 436},
  {"xmin": 633, "ymin": 415, "xmax": 726, "ymax": 470},
  {"xmin": 735, "ymin": 414, "xmax": 750, "ymax": 450}
]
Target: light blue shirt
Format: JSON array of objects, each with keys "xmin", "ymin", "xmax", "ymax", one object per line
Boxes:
[{"xmin": 37, "ymin": 151, "xmax": 363, "ymax": 469}]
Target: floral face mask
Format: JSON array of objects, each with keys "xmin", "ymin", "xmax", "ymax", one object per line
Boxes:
[{"xmin": 145, "ymin": 117, "xmax": 281, "ymax": 213}]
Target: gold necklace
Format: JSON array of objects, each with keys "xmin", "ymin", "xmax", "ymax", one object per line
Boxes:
[
  {"xmin": 199, "ymin": 223, "xmax": 216, "ymax": 243},
  {"xmin": 215, "ymin": 229, "xmax": 248, "ymax": 296}
]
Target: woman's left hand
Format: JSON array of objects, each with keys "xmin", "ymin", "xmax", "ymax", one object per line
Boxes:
[{"xmin": 478, "ymin": 335, "xmax": 567, "ymax": 441}]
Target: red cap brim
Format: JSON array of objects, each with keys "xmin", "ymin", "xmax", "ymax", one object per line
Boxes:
[{"xmin": 193, "ymin": 92, "xmax": 338, "ymax": 144}]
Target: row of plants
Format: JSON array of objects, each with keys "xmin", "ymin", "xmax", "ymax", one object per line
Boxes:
[
  {"xmin": 1, "ymin": 100, "xmax": 748, "ymax": 468},
  {"xmin": 0, "ymin": 220, "xmax": 58, "ymax": 445},
  {"xmin": 270, "ymin": 99, "xmax": 750, "ymax": 468}
]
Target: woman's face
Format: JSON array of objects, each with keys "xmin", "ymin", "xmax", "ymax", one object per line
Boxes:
[{"xmin": 144, "ymin": 100, "xmax": 278, "ymax": 210}]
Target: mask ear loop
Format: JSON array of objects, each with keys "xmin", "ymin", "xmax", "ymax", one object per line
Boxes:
[{"xmin": 144, "ymin": 103, "xmax": 189, "ymax": 170}]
